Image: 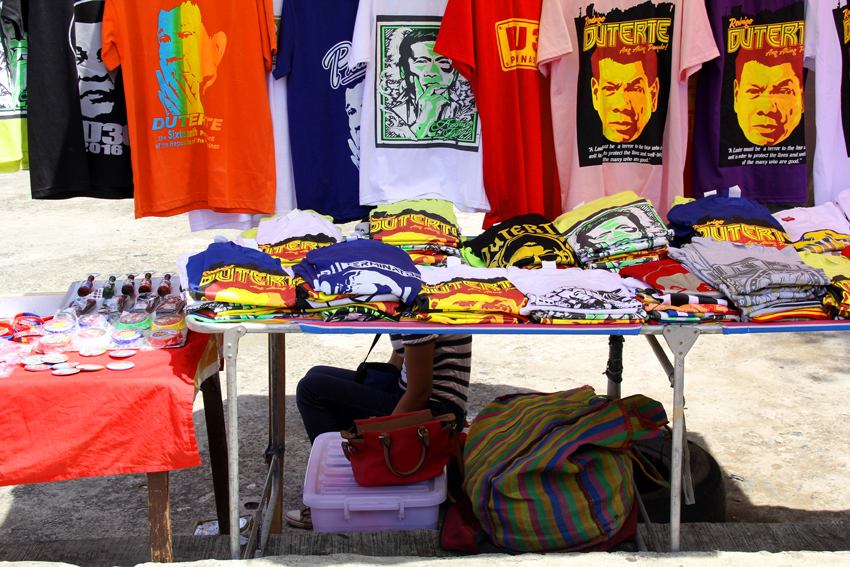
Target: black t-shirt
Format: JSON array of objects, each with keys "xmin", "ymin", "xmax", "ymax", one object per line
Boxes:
[
  {"xmin": 12, "ymin": 0, "xmax": 133, "ymax": 199},
  {"xmin": 465, "ymin": 213, "xmax": 577, "ymax": 268}
]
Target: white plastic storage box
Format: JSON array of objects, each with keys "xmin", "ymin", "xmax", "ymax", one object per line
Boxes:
[{"xmin": 303, "ymin": 431, "xmax": 447, "ymax": 533}]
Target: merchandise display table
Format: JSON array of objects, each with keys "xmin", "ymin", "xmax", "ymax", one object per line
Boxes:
[
  {"xmin": 186, "ymin": 316, "xmax": 850, "ymax": 558},
  {"xmin": 1, "ymin": 296, "xmax": 222, "ymax": 563}
]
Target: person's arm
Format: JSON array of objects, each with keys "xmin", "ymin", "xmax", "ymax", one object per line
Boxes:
[{"xmin": 391, "ymin": 341, "xmax": 435, "ymax": 415}]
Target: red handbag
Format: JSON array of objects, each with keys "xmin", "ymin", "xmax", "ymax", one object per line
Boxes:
[{"xmin": 341, "ymin": 409, "xmax": 456, "ymax": 487}]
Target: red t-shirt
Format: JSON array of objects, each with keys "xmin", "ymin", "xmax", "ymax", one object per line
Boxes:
[
  {"xmin": 102, "ymin": 0, "xmax": 277, "ymax": 218},
  {"xmin": 435, "ymin": 0, "xmax": 561, "ymax": 229}
]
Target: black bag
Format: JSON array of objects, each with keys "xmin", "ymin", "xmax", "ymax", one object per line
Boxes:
[{"xmin": 353, "ymin": 335, "xmax": 400, "ymax": 391}]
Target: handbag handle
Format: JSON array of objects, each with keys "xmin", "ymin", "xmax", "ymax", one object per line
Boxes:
[{"xmin": 380, "ymin": 426, "xmax": 430, "ymax": 477}]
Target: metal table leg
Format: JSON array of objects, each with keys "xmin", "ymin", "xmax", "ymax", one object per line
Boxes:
[
  {"xmin": 605, "ymin": 335, "xmax": 625, "ymax": 399},
  {"xmin": 659, "ymin": 326, "xmax": 699, "ymax": 552},
  {"xmin": 222, "ymin": 325, "xmax": 247, "ymax": 560}
]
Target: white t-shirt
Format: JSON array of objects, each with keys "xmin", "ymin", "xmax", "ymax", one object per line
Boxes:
[
  {"xmin": 187, "ymin": 66, "xmax": 297, "ymax": 231},
  {"xmin": 349, "ymin": 0, "xmax": 490, "ymax": 214},
  {"xmin": 506, "ymin": 266, "xmax": 641, "ymax": 316},
  {"xmin": 773, "ymin": 202, "xmax": 850, "ymax": 243},
  {"xmin": 804, "ymin": 0, "xmax": 850, "ymax": 205},
  {"xmin": 255, "ymin": 210, "xmax": 344, "ymax": 245},
  {"xmin": 537, "ymin": 0, "xmax": 718, "ymax": 221}
]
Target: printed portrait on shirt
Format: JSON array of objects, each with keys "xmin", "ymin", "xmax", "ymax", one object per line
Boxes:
[
  {"xmin": 69, "ymin": 0, "xmax": 130, "ymax": 162},
  {"xmin": 569, "ymin": 202, "xmax": 663, "ymax": 252},
  {"xmin": 374, "ymin": 16, "xmax": 480, "ymax": 150},
  {"xmin": 0, "ymin": 23, "xmax": 26, "ymax": 118},
  {"xmin": 156, "ymin": 0, "xmax": 227, "ymax": 117},
  {"xmin": 834, "ymin": 3, "xmax": 850, "ymax": 157},
  {"xmin": 322, "ymin": 40, "xmax": 367, "ymax": 170},
  {"xmin": 719, "ymin": 3, "xmax": 806, "ymax": 167},
  {"xmin": 575, "ymin": 1, "xmax": 674, "ymax": 167}
]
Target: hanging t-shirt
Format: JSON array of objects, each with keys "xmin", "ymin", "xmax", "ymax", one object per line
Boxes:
[
  {"xmin": 773, "ymin": 202, "xmax": 850, "ymax": 253},
  {"xmin": 274, "ymin": 0, "xmax": 370, "ymax": 223},
  {"xmin": 537, "ymin": 0, "xmax": 718, "ymax": 220},
  {"xmin": 434, "ymin": 0, "xmax": 560, "ymax": 228},
  {"xmin": 553, "ymin": 191, "xmax": 672, "ymax": 262},
  {"xmin": 369, "ymin": 199, "xmax": 461, "ymax": 247},
  {"xmin": 17, "ymin": 0, "xmax": 133, "ymax": 200},
  {"xmin": 691, "ymin": 0, "xmax": 807, "ymax": 204},
  {"xmin": 102, "ymin": 0, "xmax": 277, "ymax": 218},
  {"xmin": 804, "ymin": 0, "xmax": 850, "ymax": 205},
  {"xmin": 0, "ymin": 7, "xmax": 27, "ymax": 169},
  {"xmin": 349, "ymin": 0, "xmax": 489, "ymax": 215},
  {"xmin": 466, "ymin": 213, "xmax": 577, "ymax": 268}
]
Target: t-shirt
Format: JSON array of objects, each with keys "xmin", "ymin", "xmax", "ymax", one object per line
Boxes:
[
  {"xmin": 553, "ymin": 192, "xmax": 672, "ymax": 262},
  {"xmin": 691, "ymin": 0, "xmax": 807, "ymax": 204},
  {"xmin": 537, "ymin": 0, "xmax": 718, "ymax": 220},
  {"xmin": 414, "ymin": 265, "xmax": 528, "ymax": 322},
  {"xmin": 369, "ymin": 199, "xmax": 461, "ymax": 247},
  {"xmin": 389, "ymin": 333, "xmax": 471, "ymax": 415},
  {"xmin": 19, "ymin": 0, "xmax": 133, "ymax": 200},
  {"xmin": 0, "ymin": 8, "xmax": 27, "ymax": 168},
  {"xmin": 619, "ymin": 258, "xmax": 722, "ymax": 296},
  {"xmin": 506, "ymin": 266, "xmax": 642, "ymax": 316},
  {"xmin": 349, "ymin": 0, "xmax": 489, "ymax": 215},
  {"xmin": 102, "ymin": 0, "xmax": 278, "ymax": 218},
  {"xmin": 804, "ymin": 0, "xmax": 850, "ymax": 205},
  {"xmin": 186, "ymin": 242, "xmax": 297, "ymax": 307},
  {"xmin": 292, "ymin": 239, "xmax": 422, "ymax": 303},
  {"xmin": 773, "ymin": 202, "xmax": 850, "ymax": 253},
  {"xmin": 435, "ymin": 0, "xmax": 560, "ymax": 228},
  {"xmin": 256, "ymin": 210, "xmax": 343, "ymax": 266},
  {"xmin": 274, "ymin": 0, "xmax": 371, "ymax": 223},
  {"xmin": 466, "ymin": 213, "xmax": 577, "ymax": 268}
]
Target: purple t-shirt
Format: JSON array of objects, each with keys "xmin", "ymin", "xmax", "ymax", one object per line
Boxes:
[{"xmin": 691, "ymin": 0, "xmax": 807, "ymax": 204}]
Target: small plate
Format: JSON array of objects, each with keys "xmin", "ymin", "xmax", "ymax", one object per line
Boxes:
[
  {"xmin": 20, "ymin": 356, "xmax": 45, "ymax": 365},
  {"xmin": 106, "ymin": 361, "xmax": 135, "ymax": 371},
  {"xmin": 52, "ymin": 367, "xmax": 81, "ymax": 376},
  {"xmin": 41, "ymin": 353, "xmax": 69, "ymax": 364},
  {"xmin": 24, "ymin": 363, "xmax": 52, "ymax": 372},
  {"xmin": 109, "ymin": 350, "xmax": 137, "ymax": 359},
  {"xmin": 77, "ymin": 364, "xmax": 105, "ymax": 372}
]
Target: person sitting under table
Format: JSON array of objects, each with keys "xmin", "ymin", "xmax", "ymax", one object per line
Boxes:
[{"xmin": 285, "ymin": 332, "xmax": 472, "ymax": 529}]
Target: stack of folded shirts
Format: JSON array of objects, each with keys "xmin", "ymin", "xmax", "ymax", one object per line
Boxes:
[
  {"xmin": 506, "ymin": 266, "xmax": 644, "ymax": 324},
  {"xmin": 463, "ymin": 213, "xmax": 577, "ymax": 268},
  {"xmin": 292, "ymin": 239, "xmax": 421, "ymax": 322},
  {"xmin": 619, "ymin": 258, "xmax": 740, "ymax": 322},
  {"xmin": 412, "ymin": 265, "xmax": 528, "ymax": 324},
  {"xmin": 184, "ymin": 242, "xmax": 298, "ymax": 316},
  {"xmin": 799, "ymin": 252, "xmax": 850, "ymax": 319},
  {"xmin": 368, "ymin": 199, "xmax": 462, "ymax": 266},
  {"xmin": 773, "ymin": 202, "xmax": 850, "ymax": 255},
  {"xmin": 252, "ymin": 210, "xmax": 344, "ymax": 267},
  {"xmin": 666, "ymin": 186, "xmax": 792, "ymax": 248},
  {"xmin": 553, "ymin": 191, "xmax": 672, "ymax": 271},
  {"xmin": 668, "ymin": 238, "xmax": 831, "ymax": 321}
]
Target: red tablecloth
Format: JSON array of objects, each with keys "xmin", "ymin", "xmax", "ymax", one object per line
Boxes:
[{"xmin": 0, "ymin": 331, "xmax": 211, "ymax": 486}]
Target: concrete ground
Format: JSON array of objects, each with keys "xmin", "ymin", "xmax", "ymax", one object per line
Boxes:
[{"xmin": 1, "ymin": 170, "xmax": 850, "ymax": 566}]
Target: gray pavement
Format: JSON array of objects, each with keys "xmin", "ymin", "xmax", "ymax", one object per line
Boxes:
[{"xmin": 2, "ymin": 170, "xmax": 850, "ymax": 566}]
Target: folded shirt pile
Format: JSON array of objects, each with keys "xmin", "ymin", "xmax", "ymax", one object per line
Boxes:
[
  {"xmin": 799, "ymin": 252, "xmax": 850, "ymax": 320},
  {"xmin": 292, "ymin": 239, "xmax": 422, "ymax": 322},
  {"xmin": 618, "ymin": 258, "xmax": 740, "ymax": 322},
  {"xmin": 463, "ymin": 213, "xmax": 577, "ymax": 269},
  {"xmin": 773, "ymin": 202, "xmax": 850, "ymax": 255},
  {"xmin": 368, "ymin": 199, "xmax": 462, "ymax": 266},
  {"xmin": 553, "ymin": 191, "xmax": 672, "ymax": 271},
  {"xmin": 666, "ymin": 186, "xmax": 791, "ymax": 249},
  {"xmin": 506, "ymin": 266, "xmax": 644, "ymax": 324},
  {"xmin": 412, "ymin": 265, "xmax": 528, "ymax": 324},
  {"xmin": 668, "ymin": 238, "xmax": 830, "ymax": 321},
  {"xmin": 252, "ymin": 210, "xmax": 344, "ymax": 267}
]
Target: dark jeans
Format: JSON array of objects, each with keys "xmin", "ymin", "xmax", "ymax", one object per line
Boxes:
[{"xmin": 296, "ymin": 365, "xmax": 462, "ymax": 443}]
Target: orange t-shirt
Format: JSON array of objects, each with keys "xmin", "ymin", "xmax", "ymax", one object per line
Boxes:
[{"xmin": 102, "ymin": 0, "xmax": 277, "ymax": 218}]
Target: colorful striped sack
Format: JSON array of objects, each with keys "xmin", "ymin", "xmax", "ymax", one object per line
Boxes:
[{"xmin": 463, "ymin": 386, "xmax": 668, "ymax": 552}]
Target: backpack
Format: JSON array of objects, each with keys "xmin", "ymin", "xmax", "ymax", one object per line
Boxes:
[{"xmin": 463, "ymin": 385, "xmax": 668, "ymax": 553}]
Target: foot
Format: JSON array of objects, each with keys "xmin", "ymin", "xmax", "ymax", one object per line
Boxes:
[{"xmin": 285, "ymin": 507, "xmax": 312, "ymax": 529}]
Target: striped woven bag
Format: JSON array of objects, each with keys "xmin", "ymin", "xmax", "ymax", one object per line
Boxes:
[{"xmin": 463, "ymin": 385, "xmax": 668, "ymax": 552}]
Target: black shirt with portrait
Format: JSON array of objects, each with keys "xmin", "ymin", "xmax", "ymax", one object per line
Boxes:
[
  {"xmin": 465, "ymin": 213, "xmax": 578, "ymax": 268},
  {"xmin": 8, "ymin": 0, "xmax": 132, "ymax": 199}
]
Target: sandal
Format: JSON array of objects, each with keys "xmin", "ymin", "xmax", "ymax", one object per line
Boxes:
[{"xmin": 285, "ymin": 507, "xmax": 313, "ymax": 529}]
